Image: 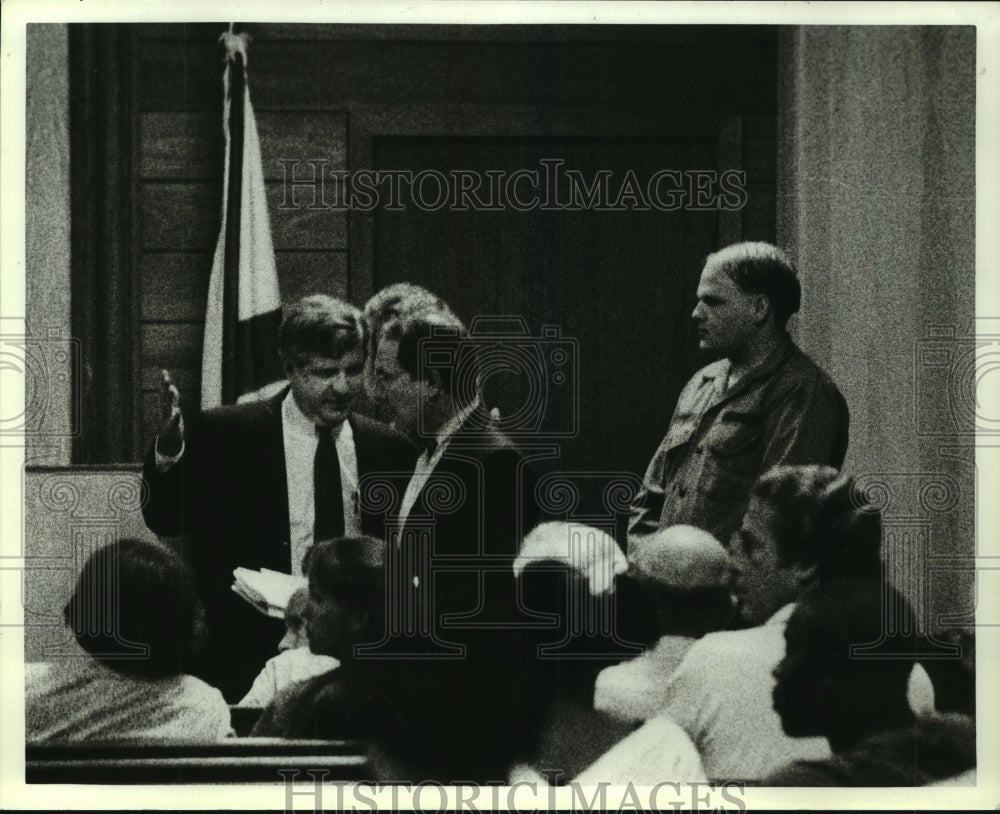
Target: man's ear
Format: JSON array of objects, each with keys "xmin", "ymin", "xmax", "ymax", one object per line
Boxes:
[{"xmin": 753, "ymin": 294, "xmax": 772, "ymax": 326}]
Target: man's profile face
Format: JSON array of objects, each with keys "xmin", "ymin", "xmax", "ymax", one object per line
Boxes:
[
  {"xmin": 286, "ymin": 349, "xmax": 365, "ymax": 428},
  {"xmin": 371, "ymin": 334, "xmax": 429, "ymax": 439},
  {"xmin": 730, "ymin": 496, "xmax": 801, "ymax": 626},
  {"xmin": 691, "ymin": 262, "xmax": 761, "ymax": 358}
]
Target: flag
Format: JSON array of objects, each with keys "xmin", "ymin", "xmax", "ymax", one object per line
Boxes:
[{"xmin": 200, "ymin": 30, "xmax": 285, "ymax": 409}]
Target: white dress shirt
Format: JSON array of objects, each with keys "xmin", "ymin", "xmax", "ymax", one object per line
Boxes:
[
  {"xmin": 593, "ymin": 634, "xmax": 697, "ymax": 723},
  {"xmin": 652, "ymin": 603, "xmax": 831, "ymax": 780},
  {"xmin": 155, "ymin": 394, "xmax": 360, "ymax": 576},
  {"xmin": 282, "ymin": 391, "xmax": 360, "ymax": 575},
  {"xmin": 397, "ymin": 397, "xmax": 481, "ymax": 531},
  {"xmin": 26, "ymin": 656, "xmax": 233, "ymax": 742},
  {"xmin": 236, "ymin": 647, "xmax": 340, "ymax": 708}
]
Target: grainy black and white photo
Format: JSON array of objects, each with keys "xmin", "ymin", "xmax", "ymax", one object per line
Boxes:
[{"xmin": 3, "ymin": 1, "xmax": 997, "ymax": 810}]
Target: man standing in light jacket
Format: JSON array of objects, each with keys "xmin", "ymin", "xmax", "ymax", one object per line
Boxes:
[{"xmin": 628, "ymin": 241, "xmax": 849, "ymax": 552}]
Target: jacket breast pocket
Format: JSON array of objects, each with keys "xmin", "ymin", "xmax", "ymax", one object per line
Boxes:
[{"xmin": 702, "ymin": 416, "xmax": 762, "ymax": 500}]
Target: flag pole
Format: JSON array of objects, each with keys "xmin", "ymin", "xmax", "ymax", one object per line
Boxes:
[{"xmin": 201, "ymin": 25, "xmax": 284, "ymax": 409}]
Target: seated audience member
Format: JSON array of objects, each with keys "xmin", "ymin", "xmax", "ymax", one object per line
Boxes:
[
  {"xmin": 919, "ymin": 626, "xmax": 976, "ymax": 718},
  {"xmin": 26, "ymin": 539, "xmax": 232, "ymax": 742},
  {"xmin": 765, "ymin": 578, "xmax": 976, "ymax": 786},
  {"xmin": 621, "ymin": 465, "xmax": 885, "ymax": 782},
  {"xmin": 573, "ymin": 716, "xmax": 707, "ymax": 786},
  {"xmin": 253, "ymin": 535, "xmax": 535, "ymax": 783},
  {"xmin": 594, "ymin": 524, "xmax": 735, "ymax": 723},
  {"xmin": 514, "ymin": 521, "xmax": 633, "ymax": 694},
  {"xmin": 237, "ymin": 587, "xmax": 339, "ymax": 708},
  {"xmin": 512, "ymin": 522, "xmax": 638, "ymax": 779}
]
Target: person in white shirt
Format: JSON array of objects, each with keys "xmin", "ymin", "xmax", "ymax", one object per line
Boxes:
[
  {"xmin": 141, "ymin": 295, "xmax": 416, "ymax": 701},
  {"xmin": 26, "ymin": 539, "xmax": 232, "ymax": 742},
  {"xmin": 765, "ymin": 578, "xmax": 974, "ymax": 786},
  {"xmin": 237, "ymin": 587, "xmax": 339, "ymax": 708},
  {"xmin": 613, "ymin": 465, "xmax": 934, "ymax": 782},
  {"xmin": 594, "ymin": 524, "xmax": 736, "ymax": 723}
]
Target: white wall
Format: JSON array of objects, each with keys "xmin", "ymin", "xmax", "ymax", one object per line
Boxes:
[{"xmin": 777, "ymin": 26, "xmax": 976, "ymax": 633}]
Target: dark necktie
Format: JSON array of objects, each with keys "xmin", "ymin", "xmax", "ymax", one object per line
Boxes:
[{"xmin": 314, "ymin": 425, "xmax": 345, "ymax": 542}]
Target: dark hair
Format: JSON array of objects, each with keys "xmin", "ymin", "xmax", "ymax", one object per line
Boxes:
[
  {"xmin": 306, "ymin": 535, "xmax": 387, "ymax": 629},
  {"xmin": 706, "ymin": 241, "xmax": 801, "ymax": 329},
  {"xmin": 752, "ymin": 465, "xmax": 883, "ymax": 581},
  {"xmin": 279, "ymin": 295, "xmax": 367, "ymax": 367},
  {"xmin": 787, "ymin": 577, "xmax": 918, "ymax": 686},
  {"xmin": 630, "ymin": 574, "xmax": 735, "ymax": 639},
  {"xmin": 63, "ymin": 538, "xmax": 206, "ymax": 679},
  {"xmin": 517, "ymin": 560, "xmax": 635, "ymax": 702},
  {"xmin": 382, "ymin": 308, "xmax": 476, "ymax": 400},
  {"xmin": 363, "ymin": 282, "xmax": 449, "ymax": 355}
]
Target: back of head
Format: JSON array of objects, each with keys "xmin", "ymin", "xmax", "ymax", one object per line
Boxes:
[
  {"xmin": 630, "ymin": 524, "xmax": 731, "ymax": 590},
  {"xmin": 753, "ymin": 465, "xmax": 883, "ymax": 581},
  {"xmin": 774, "ymin": 576, "xmax": 919, "ymax": 741},
  {"xmin": 629, "ymin": 524, "xmax": 735, "ymax": 637},
  {"xmin": 786, "ymin": 577, "xmax": 917, "ymax": 690},
  {"xmin": 279, "ymin": 294, "xmax": 367, "ymax": 367},
  {"xmin": 706, "ymin": 241, "xmax": 801, "ymax": 330},
  {"xmin": 307, "ymin": 535, "xmax": 386, "ymax": 629},
  {"xmin": 64, "ymin": 538, "xmax": 205, "ymax": 679}
]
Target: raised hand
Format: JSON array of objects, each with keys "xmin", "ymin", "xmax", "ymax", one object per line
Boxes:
[{"xmin": 157, "ymin": 369, "xmax": 185, "ymax": 456}]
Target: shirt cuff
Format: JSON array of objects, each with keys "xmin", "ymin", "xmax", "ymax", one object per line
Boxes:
[{"xmin": 154, "ymin": 439, "xmax": 185, "ymax": 472}]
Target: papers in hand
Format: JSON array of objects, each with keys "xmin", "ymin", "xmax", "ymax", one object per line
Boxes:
[{"xmin": 232, "ymin": 567, "xmax": 307, "ymax": 618}]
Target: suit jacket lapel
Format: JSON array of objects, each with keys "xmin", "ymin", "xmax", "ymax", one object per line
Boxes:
[{"xmin": 262, "ymin": 391, "xmax": 290, "ymax": 545}]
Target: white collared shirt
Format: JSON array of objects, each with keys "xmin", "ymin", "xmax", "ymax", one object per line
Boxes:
[
  {"xmin": 397, "ymin": 397, "xmax": 481, "ymax": 531},
  {"xmin": 282, "ymin": 391, "xmax": 361, "ymax": 575}
]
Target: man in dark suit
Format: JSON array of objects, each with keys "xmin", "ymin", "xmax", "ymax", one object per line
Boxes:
[
  {"xmin": 367, "ymin": 305, "xmax": 542, "ymax": 769},
  {"xmin": 369, "ymin": 306, "xmax": 541, "ymax": 641},
  {"xmin": 142, "ymin": 295, "xmax": 416, "ymax": 701}
]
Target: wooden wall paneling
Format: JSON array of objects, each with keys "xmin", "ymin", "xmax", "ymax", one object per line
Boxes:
[
  {"xmin": 141, "ymin": 323, "xmax": 203, "ymax": 392},
  {"xmin": 236, "ymin": 23, "xmax": 779, "ymax": 44},
  {"xmin": 139, "ymin": 112, "xmax": 222, "ymax": 179},
  {"xmin": 313, "ymin": 41, "xmax": 777, "ymax": 112},
  {"xmin": 137, "ymin": 41, "xmax": 327, "ymax": 112},
  {"xmin": 275, "ymin": 251, "xmax": 349, "ymax": 303},
  {"xmin": 137, "ymin": 181, "xmax": 346, "ymax": 251},
  {"xmin": 140, "ymin": 252, "xmax": 212, "ymax": 321},
  {"xmin": 139, "ymin": 110, "xmax": 349, "ymax": 182},
  {"xmin": 81, "ymin": 24, "xmax": 778, "ymax": 463}
]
